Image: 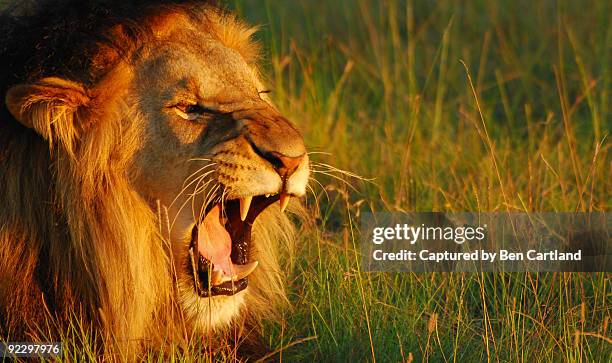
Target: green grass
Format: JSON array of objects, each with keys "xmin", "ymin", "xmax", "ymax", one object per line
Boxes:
[{"xmin": 228, "ymin": 0, "xmax": 611, "ymax": 361}]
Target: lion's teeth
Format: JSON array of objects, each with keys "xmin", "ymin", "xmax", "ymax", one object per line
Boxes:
[
  {"xmin": 240, "ymin": 196, "xmax": 252, "ymax": 221},
  {"xmin": 210, "ymin": 262, "xmax": 258, "ymax": 286},
  {"xmin": 210, "ymin": 268, "xmax": 224, "ymax": 285},
  {"xmin": 265, "ymin": 193, "xmax": 271, "ymax": 198},
  {"xmin": 279, "ymin": 193, "xmax": 290, "ymax": 213},
  {"xmin": 233, "ymin": 261, "xmax": 259, "ymax": 280}
]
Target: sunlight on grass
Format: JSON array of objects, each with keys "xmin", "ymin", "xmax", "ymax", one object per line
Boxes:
[{"xmin": 230, "ymin": 0, "xmax": 610, "ymax": 361}]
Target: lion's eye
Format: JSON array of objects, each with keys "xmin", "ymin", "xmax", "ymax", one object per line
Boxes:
[{"xmin": 173, "ymin": 103, "xmax": 216, "ymax": 121}]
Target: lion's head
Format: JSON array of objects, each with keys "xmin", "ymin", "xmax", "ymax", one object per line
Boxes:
[{"xmin": 0, "ymin": 0, "xmax": 308, "ymax": 354}]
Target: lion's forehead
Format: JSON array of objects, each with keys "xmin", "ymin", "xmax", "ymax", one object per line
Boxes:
[{"xmin": 133, "ymin": 38, "xmax": 259, "ymax": 104}]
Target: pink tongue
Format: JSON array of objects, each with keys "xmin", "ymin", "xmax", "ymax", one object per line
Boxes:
[{"xmin": 197, "ymin": 204, "xmax": 234, "ymax": 276}]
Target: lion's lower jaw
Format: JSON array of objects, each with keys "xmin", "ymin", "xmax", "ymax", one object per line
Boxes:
[{"xmin": 179, "ymin": 285, "xmax": 248, "ymax": 332}]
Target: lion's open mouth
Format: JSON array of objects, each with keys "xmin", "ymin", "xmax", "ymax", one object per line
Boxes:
[{"xmin": 188, "ymin": 193, "xmax": 288, "ymax": 297}]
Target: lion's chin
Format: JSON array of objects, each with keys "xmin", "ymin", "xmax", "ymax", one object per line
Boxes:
[
  {"xmin": 180, "ymin": 282, "xmax": 248, "ymax": 331},
  {"xmin": 187, "ymin": 193, "xmax": 283, "ymax": 298}
]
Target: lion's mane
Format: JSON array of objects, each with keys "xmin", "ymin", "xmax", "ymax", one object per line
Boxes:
[{"xmin": 0, "ymin": 0, "xmax": 296, "ymax": 355}]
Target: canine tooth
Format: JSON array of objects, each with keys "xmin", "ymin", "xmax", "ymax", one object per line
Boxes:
[
  {"xmin": 210, "ymin": 268, "xmax": 224, "ymax": 285},
  {"xmin": 233, "ymin": 261, "xmax": 259, "ymax": 280},
  {"xmin": 279, "ymin": 193, "xmax": 290, "ymax": 213},
  {"xmin": 240, "ymin": 196, "xmax": 252, "ymax": 221},
  {"xmin": 265, "ymin": 193, "xmax": 271, "ymax": 198}
]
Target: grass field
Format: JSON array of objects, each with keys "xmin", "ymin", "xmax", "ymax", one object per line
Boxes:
[{"xmin": 228, "ymin": 0, "xmax": 611, "ymax": 361}]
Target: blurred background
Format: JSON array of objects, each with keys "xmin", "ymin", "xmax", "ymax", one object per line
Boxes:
[{"xmin": 227, "ymin": 0, "xmax": 609, "ymax": 361}]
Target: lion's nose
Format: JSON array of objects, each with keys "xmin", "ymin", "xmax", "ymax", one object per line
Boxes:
[{"xmin": 262, "ymin": 151, "xmax": 304, "ymax": 177}]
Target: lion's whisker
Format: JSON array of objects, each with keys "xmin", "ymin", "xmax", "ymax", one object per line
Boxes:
[
  {"xmin": 218, "ymin": 187, "xmax": 228, "ymax": 223},
  {"xmin": 191, "ymin": 178, "xmax": 206, "ymax": 223},
  {"xmin": 168, "ymin": 174, "xmax": 214, "ymax": 227},
  {"xmin": 168, "ymin": 189, "xmax": 199, "ymax": 234},
  {"xmin": 310, "ymin": 161, "xmax": 372, "ymax": 181},
  {"xmin": 197, "ymin": 184, "xmax": 220, "ymax": 223},
  {"xmin": 310, "ymin": 170, "xmax": 360, "ymax": 193},
  {"xmin": 169, "ymin": 168, "xmax": 217, "ymax": 211},
  {"xmin": 305, "ymin": 184, "xmax": 322, "ymax": 213},
  {"xmin": 192, "ymin": 177, "xmax": 214, "ymax": 222},
  {"xmin": 306, "ymin": 151, "xmax": 332, "ymax": 156},
  {"xmin": 169, "ymin": 174, "xmax": 210, "ymax": 232},
  {"xmin": 197, "ymin": 181, "xmax": 220, "ymax": 221},
  {"xmin": 182, "ymin": 163, "xmax": 217, "ymax": 189},
  {"xmin": 308, "ymin": 176, "xmax": 331, "ymax": 203},
  {"xmin": 169, "ymin": 171, "xmax": 218, "ymax": 233},
  {"xmin": 189, "ymin": 173, "xmax": 217, "ymax": 197}
]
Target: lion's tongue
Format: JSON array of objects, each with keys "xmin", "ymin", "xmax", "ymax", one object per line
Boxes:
[{"xmin": 197, "ymin": 204, "xmax": 258, "ymax": 284}]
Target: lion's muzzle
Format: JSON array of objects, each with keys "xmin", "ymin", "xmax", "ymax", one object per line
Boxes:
[{"xmin": 186, "ymin": 105, "xmax": 308, "ymax": 298}]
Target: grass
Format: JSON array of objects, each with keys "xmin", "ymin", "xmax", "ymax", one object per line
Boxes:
[{"xmin": 228, "ymin": 0, "xmax": 611, "ymax": 361}]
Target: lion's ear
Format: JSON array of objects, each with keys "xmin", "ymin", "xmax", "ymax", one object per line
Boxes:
[{"xmin": 5, "ymin": 77, "xmax": 90, "ymax": 142}]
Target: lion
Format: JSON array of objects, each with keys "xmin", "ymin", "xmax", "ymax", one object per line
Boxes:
[{"xmin": 0, "ymin": 0, "xmax": 309, "ymax": 358}]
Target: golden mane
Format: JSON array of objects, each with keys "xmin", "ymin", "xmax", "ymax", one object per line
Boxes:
[{"xmin": 0, "ymin": 1, "xmax": 300, "ymax": 357}]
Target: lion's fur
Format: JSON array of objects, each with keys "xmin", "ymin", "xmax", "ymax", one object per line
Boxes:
[{"xmin": 0, "ymin": 0, "xmax": 303, "ymax": 357}]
